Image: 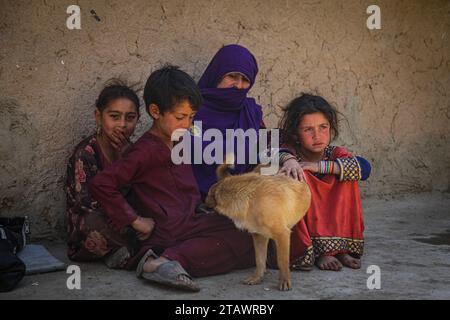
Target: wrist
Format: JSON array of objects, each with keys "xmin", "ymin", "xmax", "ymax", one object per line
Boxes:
[
  {"xmin": 317, "ymin": 161, "xmax": 335, "ymax": 174},
  {"xmin": 283, "ymin": 155, "xmax": 297, "ymax": 165},
  {"xmin": 121, "ymin": 141, "xmax": 131, "ymax": 151},
  {"xmin": 314, "ymin": 162, "xmax": 320, "ymax": 173}
]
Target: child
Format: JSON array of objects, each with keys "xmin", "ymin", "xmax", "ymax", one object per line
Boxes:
[
  {"xmin": 89, "ymin": 66, "xmax": 255, "ymax": 291},
  {"xmin": 277, "ymin": 94, "xmax": 371, "ymax": 271},
  {"xmin": 66, "ymin": 81, "xmax": 141, "ymax": 269}
]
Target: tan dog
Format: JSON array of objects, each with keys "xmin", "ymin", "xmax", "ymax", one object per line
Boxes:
[{"xmin": 205, "ymin": 162, "xmax": 311, "ymax": 291}]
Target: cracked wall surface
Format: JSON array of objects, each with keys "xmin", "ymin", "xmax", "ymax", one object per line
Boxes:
[{"xmin": 1, "ymin": 0, "xmax": 449, "ymax": 239}]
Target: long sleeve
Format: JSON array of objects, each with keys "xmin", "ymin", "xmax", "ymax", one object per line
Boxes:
[
  {"xmin": 66, "ymin": 142, "xmax": 103, "ymax": 215},
  {"xmin": 89, "ymin": 143, "xmax": 153, "ymax": 230},
  {"xmin": 356, "ymin": 156, "xmax": 371, "ymax": 181},
  {"xmin": 332, "ymin": 147, "xmax": 371, "ymax": 182}
]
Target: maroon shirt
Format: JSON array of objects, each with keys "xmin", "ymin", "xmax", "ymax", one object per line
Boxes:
[{"xmin": 89, "ymin": 131, "xmax": 251, "ymax": 257}]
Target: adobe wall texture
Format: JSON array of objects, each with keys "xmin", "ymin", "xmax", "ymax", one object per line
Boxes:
[{"xmin": 1, "ymin": 0, "xmax": 449, "ymax": 239}]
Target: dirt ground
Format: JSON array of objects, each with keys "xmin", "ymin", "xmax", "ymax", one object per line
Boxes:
[{"xmin": 1, "ymin": 193, "xmax": 450, "ymax": 300}]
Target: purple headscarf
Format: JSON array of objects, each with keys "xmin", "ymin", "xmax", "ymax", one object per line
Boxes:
[{"xmin": 192, "ymin": 44, "xmax": 263, "ymax": 199}]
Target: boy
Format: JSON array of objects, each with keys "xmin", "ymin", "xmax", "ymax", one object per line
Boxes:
[{"xmin": 89, "ymin": 66, "xmax": 254, "ymax": 291}]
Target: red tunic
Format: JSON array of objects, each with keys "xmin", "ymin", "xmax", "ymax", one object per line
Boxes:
[
  {"xmin": 89, "ymin": 131, "xmax": 254, "ymax": 276},
  {"xmin": 289, "ymin": 146, "xmax": 365, "ymax": 263}
]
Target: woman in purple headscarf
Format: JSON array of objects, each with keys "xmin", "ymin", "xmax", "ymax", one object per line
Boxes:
[
  {"xmin": 192, "ymin": 44, "xmax": 264, "ymax": 199},
  {"xmin": 193, "ymin": 45, "xmax": 315, "ymax": 273}
]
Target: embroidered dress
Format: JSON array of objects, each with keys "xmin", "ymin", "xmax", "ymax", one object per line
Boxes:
[
  {"xmin": 270, "ymin": 145, "xmax": 370, "ymax": 269},
  {"xmin": 66, "ymin": 135, "xmax": 138, "ymax": 268}
]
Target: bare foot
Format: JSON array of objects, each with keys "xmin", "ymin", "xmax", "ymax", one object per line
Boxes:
[
  {"xmin": 143, "ymin": 256, "xmax": 195, "ymax": 287},
  {"xmin": 336, "ymin": 254, "xmax": 361, "ymax": 269},
  {"xmin": 143, "ymin": 256, "xmax": 168, "ymax": 272},
  {"xmin": 315, "ymin": 255, "xmax": 343, "ymax": 271}
]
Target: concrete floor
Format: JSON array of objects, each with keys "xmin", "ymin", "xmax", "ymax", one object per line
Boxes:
[{"xmin": 2, "ymin": 193, "xmax": 450, "ymax": 300}]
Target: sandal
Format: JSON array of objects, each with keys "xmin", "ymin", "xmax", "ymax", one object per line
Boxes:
[
  {"xmin": 292, "ymin": 261, "xmax": 314, "ymax": 271},
  {"xmin": 104, "ymin": 246, "xmax": 130, "ymax": 269},
  {"xmin": 136, "ymin": 249, "xmax": 200, "ymax": 292},
  {"xmin": 291, "ymin": 256, "xmax": 314, "ymax": 271}
]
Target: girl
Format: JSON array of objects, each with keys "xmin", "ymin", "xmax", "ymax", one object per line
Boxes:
[
  {"xmin": 278, "ymin": 94, "xmax": 371, "ymax": 271},
  {"xmin": 66, "ymin": 81, "xmax": 143, "ymax": 269}
]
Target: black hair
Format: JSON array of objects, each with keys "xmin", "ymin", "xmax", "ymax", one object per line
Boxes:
[
  {"xmin": 279, "ymin": 93, "xmax": 340, "ymax": 147},
  {"xmin": 143, "ymin": 65, "xmax": 203, "ymax": 117},
  {"xmin": 95, "ymin": 79, "xmax": 141, "ymax": 116}
]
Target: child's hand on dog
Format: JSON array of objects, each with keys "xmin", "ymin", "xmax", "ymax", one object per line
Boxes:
[{"xmin": 278, "ymin": 158, "xmax": 306, "ymax": 181}]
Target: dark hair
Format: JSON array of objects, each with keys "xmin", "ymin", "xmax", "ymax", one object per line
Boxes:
[
  {"xmin": 279, "ymin": 93, "xmax": 339, "ymax": 146},
  {"xmin": 96, "ymin": 79, "xmax": 141, "ymax": 116},
  {"xmin": 143, "ymin": 65, "xmax": 203, "ymax": 117}
]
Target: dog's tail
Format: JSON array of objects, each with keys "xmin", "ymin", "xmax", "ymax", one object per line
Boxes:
[{"xmin": 216, "ymin": 153, "xmax": 235, "ymax": 180}]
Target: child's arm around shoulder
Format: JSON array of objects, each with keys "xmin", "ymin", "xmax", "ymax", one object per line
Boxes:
[{"xmin": 331, "ymin": 146, "xmax": 372, "ymax": 181}]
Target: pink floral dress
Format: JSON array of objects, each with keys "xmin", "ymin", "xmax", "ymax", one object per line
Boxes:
[{"xmin": 65, "ymin": 135, "xmax": 137, "ymax": 269}]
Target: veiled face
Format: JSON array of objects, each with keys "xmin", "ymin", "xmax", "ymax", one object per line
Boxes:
[
  {"xmin": 217, "ymin": 72, "xmax": 250, "ymax": 90},
  {"xmin": 198, "ymin": 44, "xmax": 258, "ymax": 90}
]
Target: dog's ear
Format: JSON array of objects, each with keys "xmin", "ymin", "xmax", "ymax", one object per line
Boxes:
[
  {"xmin": 216, "ymin": 153, "xmax": 235, "ymax": 180},
  {"xmin": 205, "ymin": 183, "xmax": 218, "ymax": 208},
  {"xmin": 216, "ymin": 164, "xmax": 233, "ymax": 180}
]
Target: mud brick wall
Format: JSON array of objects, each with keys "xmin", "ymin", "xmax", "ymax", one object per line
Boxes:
[{"xmin": 1, "ymin": 0, "xmax": 449, "ymax": 238}]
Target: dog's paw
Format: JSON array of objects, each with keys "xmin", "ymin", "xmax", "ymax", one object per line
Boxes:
[
  {"xmin": 243, "ymin": 275, "xmax": 263, "ymax": 285},
  {"xmin": 278, "ymin": 279, "xmax": 292, "ymax": 291}
]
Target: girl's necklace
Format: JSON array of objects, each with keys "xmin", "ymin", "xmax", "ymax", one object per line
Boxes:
[{"xmin": 295, "ymin": 144, "xmax": 328, "ymax": 162}]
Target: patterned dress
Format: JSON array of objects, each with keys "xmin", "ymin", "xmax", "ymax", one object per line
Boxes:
[
  {"xmin": 271, "ymin": 145, "xmax": 370, "ymax": 270},
  {"xmin": 66, "ymin": 135, "xmax": 138, "ymax": 269}
]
